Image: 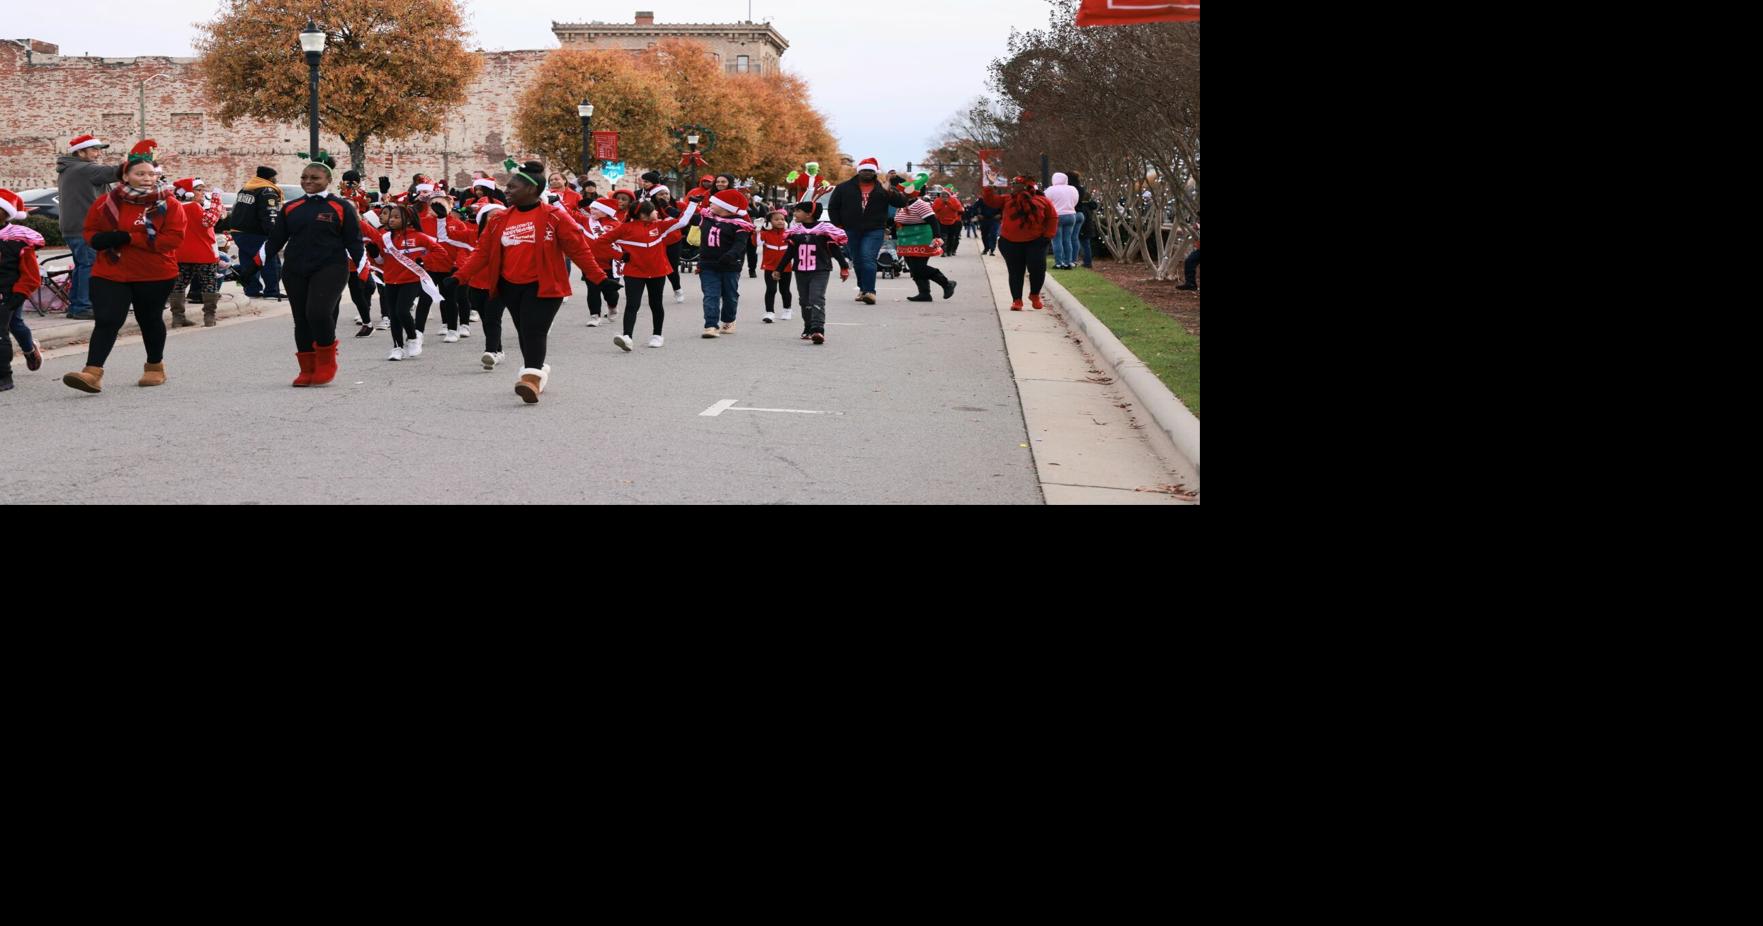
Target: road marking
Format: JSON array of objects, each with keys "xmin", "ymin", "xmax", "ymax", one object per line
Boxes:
[{"xmin": 700, "ymin": 399, "xmax": 842, "ymax": 417}]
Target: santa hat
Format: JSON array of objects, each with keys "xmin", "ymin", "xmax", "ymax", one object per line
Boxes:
[
  {"xmin": 173, "ymin": 178, "xmax": 201, "ymax": 194},
  {"xmin": 648, "ymin": 185, "xmax": 672, "ymax": 198},
  {"xmin": 472, "ymin": 177, "xmax": 497, "ymax": 190},
  {"xmin": 127, "ymin": 139, "xmax": 158, "ymax": 165},
  {"xmin": 856, "ymin": 157, "xmax": 880, "ymax": 174},
  {"xmin": 414, "ymin": 183, "xmax": 435, "ymax": 195},
  {"xmin": 710, "ymin": 189, "xmax": 749, "ymax": 215},
  {"xmin": 0, "ymin": 189, "xmax": 34, "ymax": 220},
  {"xmin": 68, "ymin": 134, "xmax": 109, "ymax": 154},
  {"xmin": 590, "ymin": 197, "xmax": 621, "ymax": 217},
  {"xmin": 475, "ymin": 202, "xmax": 507, "ymax": 221}
]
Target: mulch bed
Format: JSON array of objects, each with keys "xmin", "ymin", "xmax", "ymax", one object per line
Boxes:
[{"xmin": 1084, "ymin": 257, "xmax": 1200, "ymax": 338}]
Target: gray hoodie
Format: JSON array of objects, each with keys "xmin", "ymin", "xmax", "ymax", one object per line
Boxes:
[{"xmin": 56, "ymin": 154, "xmax": 121, "ymax": 238}]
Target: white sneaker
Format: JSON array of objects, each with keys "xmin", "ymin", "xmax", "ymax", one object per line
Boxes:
[
  {"xmin": 387, "ymin": 346, "xmax": 405, "ymax": 361},
  {"xmin": 781, "ymin": 309, "xmax": 793, "ymax": 321},
  {"xmin": 481, "ymin": 351, "xmax": 504, "ymax": 369},
  {"xmin": 763, "ymin": 312, "xmax": 776, "ymax": 323},
  {"xmin": 406, "ymin": 332, "xmax": 423, "ymax": 357},
  {"xmin": 614, "ymin": 334, "xmax": 633, "ymax": 352},
  {"xmin": 674, "ymin": 289, "xmax": 684, "ymax": 304},
  {"xmin": 459, "ymin": 325, "xmax": 471, "ymax": 338},
  {"xmin": 587, "ymin": 316, "xmax": 602, "ymax": 327},
  {"xmin": 378, "ymin": 317, "xmax": 391, "ymax": 330},
  {"xmin": 607, "ymin": 306, "xmax": 618, "ymax": 318},
  {"xmin": 443, "ymin": 329, "xmax": 460, "ymax": 343},
  {"xmin": 648, "ymin": 335, "xmax": 664, "ymax": 348}
]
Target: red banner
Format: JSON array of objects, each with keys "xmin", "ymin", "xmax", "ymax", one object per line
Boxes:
[
  {"xmin": 591, "ymin": 131, "xmax": 619, "ymax": 161},
  {"xmin": 1077, "ymin": 0, "xmax": 1200, "ymax": 26}
]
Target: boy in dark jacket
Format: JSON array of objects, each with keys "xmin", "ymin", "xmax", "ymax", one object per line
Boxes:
[{"xmin": 695, "ymin": 189, "xmax": 754, "ymax": 337}]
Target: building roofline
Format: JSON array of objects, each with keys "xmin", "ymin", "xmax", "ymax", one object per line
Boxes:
[{"xmin": 552, "ymin": 21, "xmax": 789, "ymax": 51}]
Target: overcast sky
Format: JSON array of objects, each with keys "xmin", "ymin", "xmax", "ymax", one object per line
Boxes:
[{"xmin": 9, "ymin": 1, "xmax": 1055, "ymax": 169}]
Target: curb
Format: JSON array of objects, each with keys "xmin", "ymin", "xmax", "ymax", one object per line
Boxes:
[
  {"xmin": 35, "ymin": 292, "xmax": 286, "ymax": 353},
  {"xmin": 1039, "ymin": 272, "xmax": 1200, "ymax": 476}
]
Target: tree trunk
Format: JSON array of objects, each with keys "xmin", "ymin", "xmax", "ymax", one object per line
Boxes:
[{"xmin": 348, "ymin": 138, "xmax": 368, "ymax": 176}]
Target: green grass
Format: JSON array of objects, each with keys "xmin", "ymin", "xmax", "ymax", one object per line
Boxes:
[{"xmin": 1050, "ymin": 265, "xmax": 1200, "ymax": 416}]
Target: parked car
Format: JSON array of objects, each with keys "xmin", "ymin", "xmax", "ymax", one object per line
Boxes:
[{"xmin": 18, "ymin": 188, "xmax": 59, "ymax": 222}]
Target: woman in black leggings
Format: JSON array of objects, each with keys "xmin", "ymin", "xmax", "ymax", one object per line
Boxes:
[{"xmin": 269, "ymin": 162, "xmax": 363, "ymax": 386}]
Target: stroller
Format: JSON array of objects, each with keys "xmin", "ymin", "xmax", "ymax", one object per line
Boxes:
[
  {"xmin": 876, "ymin": 233, "xmax": 903, "ymax": 280},
  {"xmin": 676, "ymin": 241, "xmax": 700, "ymax": 276}
]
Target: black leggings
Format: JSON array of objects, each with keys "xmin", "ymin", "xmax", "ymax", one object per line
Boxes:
[
  {"xmin": 666, "ymin": 244, "xmax": 683, "ymax": 290},
  {"xmin": 998, "ymin": 238, "xmax": 1049, "ymax": 301},
  {"xmin": 286, "ymin": 261, "xmax": 347, "ymax": 349},
  {"xmin": 416, "ymin": 270, "xmax": 456, "ymax": 331},
  {"xmin": 588, "ymin": 271, "xmax": 621, "ymax": 316},
  {"xmin": 87, "ymin": 277, "xmax": 173, "ymax": 368},
  {"xmin": 384, "ymin": 281, "xmax": 422, "ymax": 347},
  {"xmin": 764, "ymin": 271, "xmax": 794, "ymax": 311},
  {"xmin": 468, "ymin": 287, "xmax": 503, "ymax": 353},
  {"xmin": 905, "ymin": 257, "xmax": 950, "ymax": 296},
  {"xmin": 623, "ymin": 277, "xmax": 667, "ymax": 337},
  {"xmin": 347, "ymin": 272, "xmax": 375, "ymax": 324},
  {"xmin": 498, "ymin": 279, "xmax": 564, "ymax": 369}
]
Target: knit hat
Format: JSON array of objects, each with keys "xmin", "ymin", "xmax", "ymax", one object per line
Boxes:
[
  {"xmin": 590, "ymin": 197, "xmax": 621, "ymax": 217},
  {"xmin": 68, "ymin": 134, "xmax": 109, "ymax": 154},
  {"xmin": 710, "ymin": 189, "xmax": 748, "ymax": 215},
  {"xmin": 649, "ymin": 185, "xmax": 672, "ymax": 198},
  {"xmin": 342, "ymin": 170, "xmax": 362, "ymax": 183},
  {"xmin": 255, "ymin": 166, "xmax": 277, "ymax": 180},
  {"xmin": 856, "ymin": 157, "xmax": 880, "ymax": 174},
  {"xmin": 641, "ymin": 170, "xmax": 663, "ymax": 185},
  {"xmin": 127, "ymin": 140, "xmax": 159, "ymax": 165}
]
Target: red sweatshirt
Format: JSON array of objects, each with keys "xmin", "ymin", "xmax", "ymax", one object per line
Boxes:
[
  {"xmin": 978, "ymin": 190, "xmax": 1059, "ymax": 243},
  {"xmin": 373, "ymin": 227, "xmax": 440, "ymax": 285},
  {"xmin": 474, "ymin": 202, "xmax": 607, "ymax": 297},
  {"xmin": 176, "ymin": 200, "xmax": 219, "ymax": 265},
  {"xmin": 85, "ymin": 194, "xmax": 188, "ymax": 283},
  {"xmin": 933, "ymin": 196, "xmax": 965, "ymax": 226},
  {"xmin": 759, "ymin": 228, "xmax": 791, "ymax": 271},
  {"xmin": 418, "ymin": 212, "xmax": 475, "ymax": 273},
  {"xmin": 608, "ymin": 216, "xmax": 688, "ymax": 279}
]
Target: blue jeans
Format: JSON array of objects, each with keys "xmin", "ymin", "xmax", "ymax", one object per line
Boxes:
[
  {"xmin": 67, "ymin": 235, "xmax": 96, "ymax": 314},
  {"xmin": 1079, "ymin": 234, "xmax": 1094, "ymax": 267},
  {"xmin": 1055, "ymin": 214, "xmax": 1081, "ymax": 266},
  {"xmin": 700, "ymin": 267, "xmax": 741, "ymax": 325},
  {"xmin": 8, "ymin": 304, "xmax": 34, "ymax": 352},
  {"xmin": 981, "ymin": 220, "xmax": 1000, "ymax": 253},
  {"xmin": 233, "ymin": 234, "xmax": 283, "ymax": 297},
  {"xmin": 850, "ymin": 228, "xmax": 886, "ymax": 294}
]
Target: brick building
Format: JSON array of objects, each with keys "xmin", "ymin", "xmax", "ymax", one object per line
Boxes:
[{"xmin": 1, "ymin": 12, "xmax": 789, "ymax": 194}]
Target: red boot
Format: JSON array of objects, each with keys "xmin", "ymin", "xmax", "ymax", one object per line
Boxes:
[
  {"xmin": 1030, "ymin": 293, "xmax": 1044, "ymax": 310},
  {"xmin": 309, "ymin": 340, "xmax": 339, "ymax": 386},
  {"xmin": 1010, "ymin": 300, "xmax": 1024, "ymax": 311},
  {"xmin": 292, "ymin": 351, "xmax": 316, "ymax": 387}
]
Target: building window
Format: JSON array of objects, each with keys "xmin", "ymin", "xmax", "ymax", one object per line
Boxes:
[{"xmin": 736, "ymin": 55, "xmax": 749, "ymax": 73}]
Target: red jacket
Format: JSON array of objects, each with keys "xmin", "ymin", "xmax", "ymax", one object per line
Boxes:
[
  {"xmin": 418, "ymin": 212, "xmax": 475, "ymax": 273},
  {"xmin": 607, "ymin": 216, "xmax": 688, "ymax": 279},
  {"xmin": 7, "ymin": 244, "xmax": 40, "ymax": 297},
  {"xmin": 176, "ymin": 200, "xmax": 219, "ymax": 265},
  {"xmin": 85, "ymin": 193, "xmax": 187, "ymax": 283},
  {"xmin": 474, "ymin": 202, "xmax": 607, "ymax": 297},
  {"xmin": 372, "ymin": 227, "xmax": 440, "ymax": 285},
  {"xmin": 759, "ymin": 228, "xmax": 791, "ymax": 271},
  {"xmin": 548, "ymin": 188, "xmax": 582, "ymax": 212},
  {"xmin": 978, "ymin": 190, "xmax": 1058, "ymax": 243},
  {"xmin": 933, "ymin": 196, "xmax": 964, "ymax": 225}
]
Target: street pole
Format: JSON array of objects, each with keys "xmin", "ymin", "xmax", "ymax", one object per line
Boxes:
[
  {"xmin": 300, "ymin": 21, "xmax": 327, "ymax": 165},
  {"xmin": 578, "ymin": 99, "xmax": 595, "ymax": 185},
  {"xmin": 1041, "ymin": 153, "xmax": 1050, "ymax": 189}
]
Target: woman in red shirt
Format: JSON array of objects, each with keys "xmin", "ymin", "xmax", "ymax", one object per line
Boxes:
[
  {"xmin": 63, "ymin": 141, "xmax": 188, "ymax": 393},
  {"xmin": 170, "ymin": 178, "xmax": 223, "ymax": 328},
  {"xmin": 474, "ymin": 159, "xmax": 620, "ymax": 403},
  {"xmin": 977, "ymin": 176, "xmax": 1059, "ymax": 310}
]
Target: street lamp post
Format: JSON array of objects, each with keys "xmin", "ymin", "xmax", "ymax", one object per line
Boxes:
[
  {"xmin": 299, "ymin": 20, "xmax": 327, "ymax": 167},
  {"xmin": 579, "ymin": 99, "xmax": 594, "ymax": 183}
]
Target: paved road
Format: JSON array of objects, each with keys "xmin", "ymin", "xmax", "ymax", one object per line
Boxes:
[{"xmin": 4, "ymin": 250, "xmax": 1045, "ymax": 504}]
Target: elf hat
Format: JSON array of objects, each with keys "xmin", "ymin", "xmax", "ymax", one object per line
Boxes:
[{"xmin": 127, "ymin": 140, "xmax": 159, "ymax": 165}]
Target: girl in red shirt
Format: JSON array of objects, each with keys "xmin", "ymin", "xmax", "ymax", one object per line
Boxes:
[
  {"xmin": 171, "ymin": 178, "xmax": 223, "ymax": 329},
  {"xmin": 372, "ymin": 203, "xmax": 440, "ymax": 360},
  {"xmin": 606, "ymin": 198, "xmax": 696, "ymax": 351},
  {"xmin": 758, "ymin": 210, "xmax": 794, "ymax": 322},
  {"xmin": 64, "ymin": 141, "xmax": 188, "ymax": 393}
]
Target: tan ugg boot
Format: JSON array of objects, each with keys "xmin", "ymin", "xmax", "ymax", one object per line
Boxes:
[
  {"xmin": 515, "ymin": 369, "xmax": 543, "ymax": 404},
  {"xmin": 62, "ymin": 366, "xmax": 104, "ymax": 393},
  {"xmin": 138, "ymin": 362, "xmax": 166, "ymax": 387}
]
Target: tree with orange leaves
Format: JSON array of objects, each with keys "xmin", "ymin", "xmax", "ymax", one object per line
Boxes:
[
  {"xmin": 193, "ymin": 0, "xmax": 482, "ymax": 175},
  {"xmin": 511, "ymin": 49, "xmax": 680, "ymax": 181}
]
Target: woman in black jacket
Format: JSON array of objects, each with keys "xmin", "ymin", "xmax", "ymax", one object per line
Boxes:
[
  {"xmin": 825, "ymin": 159, "xmax": 907, "ymax": 304},
  {"xmin": 267, "ymin": 162, "xmax": 364, "ymax": 387}
]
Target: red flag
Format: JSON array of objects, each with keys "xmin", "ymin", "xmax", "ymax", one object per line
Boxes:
[
  {"xmin": 1077, "ymin": 0, "xmax": 1199, "ymax": 26},
  {"xmin": 592, "ymin": 131, "xmax": 620, "ymax": 161}
]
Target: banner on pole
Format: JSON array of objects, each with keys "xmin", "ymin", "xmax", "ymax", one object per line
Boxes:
[
  {"xmin": 601, "ymin": 161, "xmax": 626, "ymax": 182},
  {"xmin": 1076, "ymin": 0, "xmax": 1200, "ymax": 27},
  {"xmin": 592, "ymin": 131, "xmax": 620, "ymax": 161}
]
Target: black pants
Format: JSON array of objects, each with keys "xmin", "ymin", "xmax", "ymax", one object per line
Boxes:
[
  {"xmin": 794, "ymin": 271, "xmax": 829, "ymax": 335},
  {"xmin": 998, "ymin": 238, "xmax": 1049, "ymax": 301},
  {"xmin": 623, "ymin": 277, "xmax": 666, "ymax": 337},
  {"xmin": 469, "ymin": 286, "xmax": 503, "ymax": 353},
  {"xmin": 746, "ymin": 241, "xmax": 759, "ymax": 275},
  {"xmin": 764, "ymin": 272, "xmax": 794, "ymax": 311},
  {"xmin": 347, "ymin": 272, "xmax": 375, "ymax": 324},
  {"xmin": 384, "ymin": 281, "xmax": 422, "ymax": 347},
  {"xmin": 0, "ymin": 299, "xmax": 13, "ymax": 380},
  {"xmin": 416, "ymin": 269, "xmax": 455, "ymax": 331},
  {"xmin": 981, "ymin": 220, "xmax": 1001, "ymax": 253},
  {"xmin": 666, "ymin": 244, "xmax": 683, "ymax": 291},
  {"xmin": 906, "ymin": 257, "xmax": 950, "ymax": 297},
  {"xmin": 497, "ymin": 280, "xmax": 564, "ymax": 369},
  {"xmin": 940, "ymin": 222, "xmax": 962, "ymax": 255},
  {"xmin": 1184, "ymin": 248, "xmax": 1201, "ymax": 287},
  {"xmin": 285, "ymin": 261, "xmax": 347, "ymax": 349},
  {"xmin": 587, "ymin": 273, "xmax": 621, "ymax": 316},
  {"xmin": 87, "ymin": 277, "xmax": 173, "ymax": 368}
]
